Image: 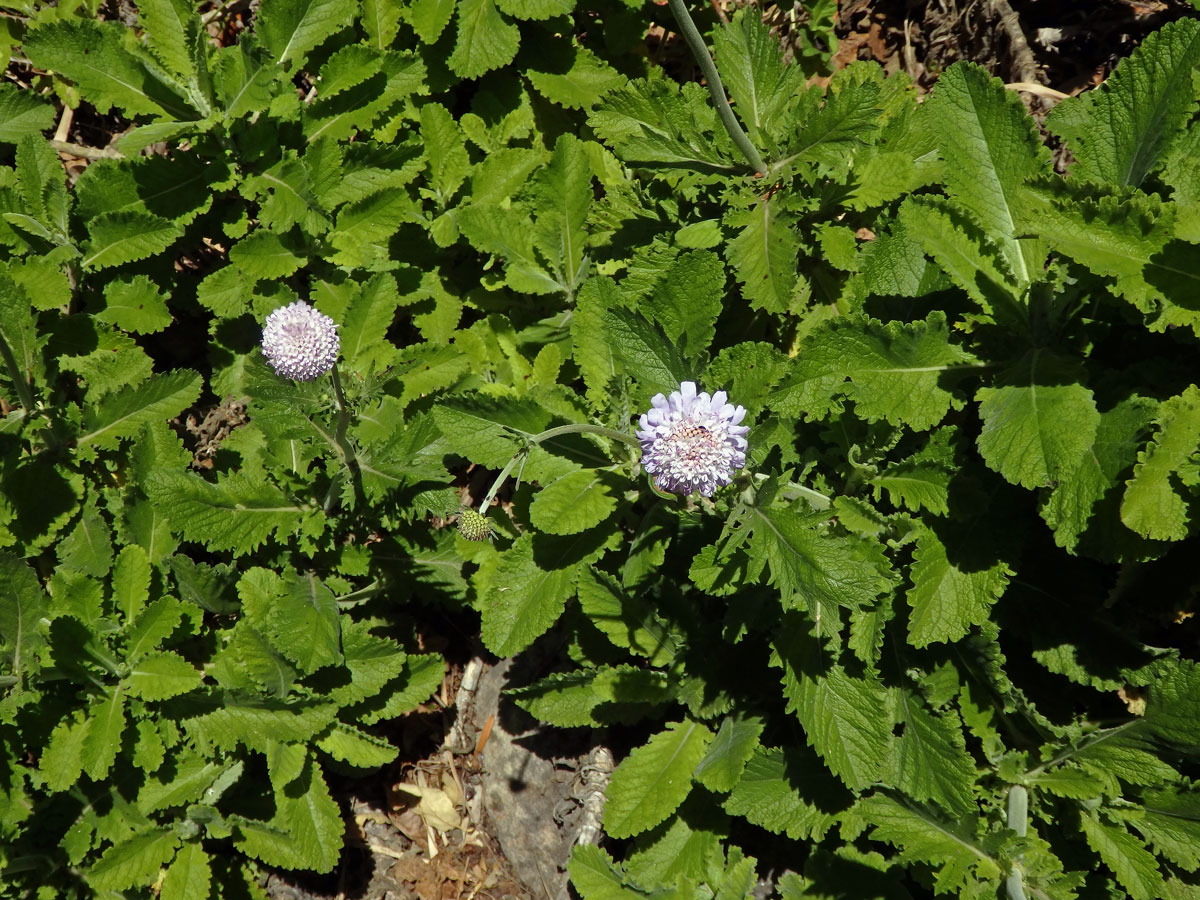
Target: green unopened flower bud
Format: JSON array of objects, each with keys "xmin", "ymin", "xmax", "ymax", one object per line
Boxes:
[{"xmin": 457, "ymin": 508, "xmax": 493, "ymax": 541}]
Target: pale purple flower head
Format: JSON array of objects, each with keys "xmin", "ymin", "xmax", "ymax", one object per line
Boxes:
[
  {"xmin": 636, "ymin": 381, "xmax": 749, "ymax": 497},
  {"xmin": 261, "ymin": 301, "xmax": 339, "ymax": 381}
]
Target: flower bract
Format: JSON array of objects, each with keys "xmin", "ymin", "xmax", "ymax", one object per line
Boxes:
[
  {"xmin": 261, "ymin": 301, "xmax": 340, "ymax": 381},
  {"xmin": 456, "ymin": 508, "xmax": 493, "ymax": 541},
  {"xmin": 636, "ymin": 381, "xmax": 749, "ymax": 497}
]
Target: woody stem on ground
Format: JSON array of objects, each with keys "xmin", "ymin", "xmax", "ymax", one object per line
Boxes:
[
  {"xmin": 476, "ymin": 424, "xmax": 643, "ymax": 513},
  {"xmin": 666, "ymin": 0, "xmax": 767, "ymax": 175}
]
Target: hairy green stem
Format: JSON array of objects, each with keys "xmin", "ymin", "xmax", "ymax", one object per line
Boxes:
[
  {"xmin": 329, "ymin": 365, "xmax": 358, "ymax": 474},
  {"xmin": 477, "ymin": 424, "xmax": 642, "ymax": 513},
  {"xmin": 1005, "ymin": 785, "xmax": 1029, "ymax": 900},
  {"xmin": 665, "ymin": 0, "xmax": 767, "ymax": 175},
  {"xmin": 327, "ymin": 364, "xmax": 365, "ymax": 509}
]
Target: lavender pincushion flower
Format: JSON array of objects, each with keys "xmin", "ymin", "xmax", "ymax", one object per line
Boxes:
[
  {"xmin": 261, "ymin": 301, "xmax": 340, "ymax": 381},
  {"xmin": 636, "ymin": 381, "xmax": 749, "ymax": 497}
]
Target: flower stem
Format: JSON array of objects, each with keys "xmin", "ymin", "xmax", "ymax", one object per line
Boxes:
[
  {"xmin": 476, "ymin": 423, "xmax": 642, "ymax": 513},
  {"xmin": 329, "ymin": 364, "xmax": 364, "ymax": 506},
  {"xmin": 330, "ymin": 365, "xmax": 356, "ymax": 467},
  {"xmin": 665, "ymin": 0, "xmax": 767, "ymax": 175},
  {"xmin": 1005, "ymin": 785, "xmax": 1029, "ymax": 900}
]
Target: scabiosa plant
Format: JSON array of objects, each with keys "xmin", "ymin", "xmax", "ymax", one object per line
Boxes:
[
  {"xmin": 637, "ymin": 381, "xmax": 749, "ymax": 497},
  {"xmin": 260, "ymin": 300, "xmax": 340, "ymax": 381}
]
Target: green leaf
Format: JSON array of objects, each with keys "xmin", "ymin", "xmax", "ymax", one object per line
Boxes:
[
  {"xmin": 744, "ymin": 506, "xmax": 892, "ymax": 614},
  {"xmin": 329, "ymin": 187, "xmax": 415, "ymax": 268},
  {"xmin": 213, "ymin": 37, "xmax": 280, "ymax": 118},
  {"xmin": 420, "ymin": 102, "xmax": 470, "ymax": 203},
  {"xmin": 161, "ymin": 842, "xmax": 211, "ymax": 900},
  {"xmin": 513, "ymin": 665, "xmax": 672, "ymax": 727},
  {"xmin": 77, "ymin": 371, "xmax": 202, "ymax": 454},
  {"xmin": 529, "ymin": 470, "xmax": 618, "ymax": 535},
  {"xmin": 138, "ymin": 0, "xmax": 202, "ymax": 82},
  {"xmin": 61, "ymin": 328, "xmax": 152, "ymax": 400},
  {"xmin": 577, "ymin": 567, "xmax": 678, "ymax": 666},
  {"xmin": 890, "ymin": 689, "xmax": 976, "ymax": 816},
  {"xmin": 722, "ymin": 746, "xmax": 842, "ymax": 841},
  {"xmin": 340, "ymin": 273, "xmax": 401, "ymax": 374},
  {"xmin": 1047, "ymin": 19, "xmax": 1200, "ymax": 188},
  {"xmin": 0, "ymin": 273, "xmax": 42, "ymax": 397},
  {"xmin": 40, "ymin": 711, "xmax": 88, "ymax": 791},
  {"xmin": 457, "ymin": 203, "xmax": 562, "ymax": 293},
  {"xmin": 315, "ymin": 45, "xmax": 383, "ymax": 98},
  {"xmin": 229, "ymin": 230, "xmax": 305, "ymax": 279},
  {"xmin": 354, "ymin": 653, "xmax": 444, "ymax": 724},
  {"xmin": 83, "ymin": 211, "xmax": 184, "ymax": 270},
  {"xmin": 257, "ymin": 0, "xmax": 348, "ymax": 70},
  {"xmin": 589, "ymin": 74, "xmax": 734, "ymax": 170},
  {"xmin": 528, "ymin": 133, "xmax": 593, "ymax": 291},
  {"xmin": 604, "ymin": 307, "xmax": 691, "ymax": 402},
  {"xmin": 24, "ymin": 21, "xmax": 192, "ymax": 118},
  {"xmin": 1121, "ymin": 386, "xmax": 1200, "ymax": 541},
  {"xmin": 771, "ymin": 312, "xmax": 975, "ymax": 429},
  {"xmin": 0, "ymin": 82, "xmax": 54, "ymax": 143},
  {"xmin": 1144, "ymin": 661, "xmax": 1200, "ymax": 750},
  {"xmin": 528, "ymin": 45, "xmax": 625, "ymax": 110},
  {"xmin": 58, "ymin": 497, "xmax": 113, "ymax": 577},
  {"xmin": 11, "ymin": 134, "xmax": 67, "ymax": 241},
  {"xmin": 0, "ymin": 554, "xmax": 47, "ymax": 679},
  {"xmin": 871, "ymin": 461, "xmax": 951, "ymax": 515},
  {"xmin": 906, "ymin": 525, "xmax": 1011, "ymax": 647},
  {"xmin": 477, "ymin": 533, "xmax": 579, "ymax": 656},
  {"xmin": 316, "ymin": 722, "xmax": 398, "ymax": 767},
  {"xmin": 705, "ymin": 342, "xmax": 791, "ymax": 416},
  {"xmin": 142, "ymin": 471, "xmax": 309, "ymax": 554},
  {"xmin": 604, "ymin": 720, "xmax": 712, "ymax": 839},
  {"xmin": 712, "ymin": 10, "xmax": 804, "ymax": 145},
  {"xmin": 1039, "ymin": 394, "xmax": 1158, "ymax": 558},
  {"xmin": 447, "ymin": 0, "xmax": 519, "ymax": 79},
  {"xmin": 127, "ymin": 651, "xmax": 203, "ymax": 700},
  {"xmin": 773, "ymin": 620, "xmax": 891, "ymax": 790},
  {"xmin": 363, "ymin": 0, "xmax": 404, "ymax": 47},
  {"xmin": 694, "ymin": 715, "xmax": 764, "ymax": 794},
  {"xmin": 854, "ymin": 794, "xmax": 999, "ymax": 893},
  {"xmin": 1135, "ymin": 790, "xmax": 1200, "ymax": 871},
  {"xmin": 82, "ymin": 688, "xmax": 128, "ymax": 781},
  {"xmin": 644, "ymin": 250, "xmax": 723, "ymax": 358},
  {"xmin": 236, "ymin": 755, "xmax": 343, "ymax": 872},
  {"xmin": 1080, "ymin": 813, "xmax": 1164, "ymax": 900},
  {"xmin": 724, "ymin": 198, "xmax": 801, "ymax": 315},
  {"xmin": 572, "ymin": 277, "xmax": 621, "ymax": 405},
  {"xmin": 927, "ymin": 61, "xmax": 1050, "ymax": 284},
  {"xmin": 87, "ymin": 827, "xmax": 180, "ymax": 892},
  {"xmin": 787, "ymin": 64, "xmax": 883, "ymax": 170},
  {"xmin": 126, "ymin": 597, "xmax": 185, "ymax": 663},
  {"xmin": 110, "ymin": 542, "xmax": 150, "ymax": 628},
  {"xmin": 976, "ymin": 350, "xmax": 1101, "ymax": 490},
  {"xmin": 136, "ymin": 754, "xmax": 237, "ymax": 813},
  {"xmin": 408, "ymin": 0, "xmax": 455, "ymax": 42},
  {"xmin": 241, "ymin": 568, "xmax": 342, "ymax": 675},
  {"xmin": 897, "ymin": 196, "xmax": 1023, "ymax": 318},
  {"xmin": 494, "ymin": 0, "xmax": 571, "ymax": 17},
  {"xmin": 99, "ymin": 276, "xmax": 173, "ymax": 334},
  {"xmin": 569, "ymin": 845, "xmax": 643, "ymax": 900},
  {"xmin": 182, "ymin": 695, "xmax": 338, "ymax": 753}
]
